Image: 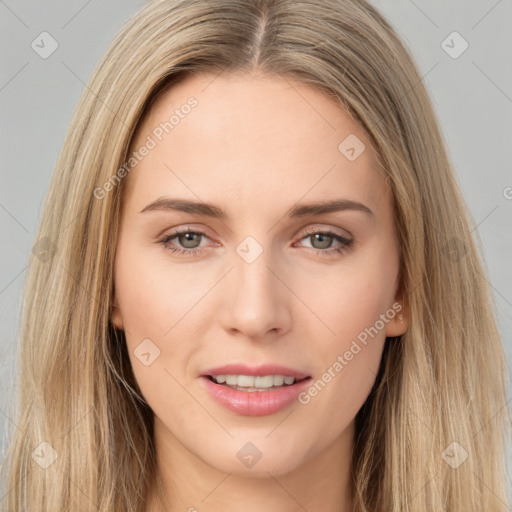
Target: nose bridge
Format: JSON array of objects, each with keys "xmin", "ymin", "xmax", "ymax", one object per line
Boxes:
[
  {"xmin": 235, "ymin": 244, "xmax": 274, "ymax": 295},
  {"xmin": 234, "ymin": 239, "xmax": 278, "ymax": 308},
  {"xmin": 223, "ymin": 236, "xmax": 290, "ymax": 338}
]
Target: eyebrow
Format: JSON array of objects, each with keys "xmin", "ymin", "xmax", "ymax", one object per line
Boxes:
[{"xmin": 139, "ymin": 197, "xmax": 373, "ymax": 219}]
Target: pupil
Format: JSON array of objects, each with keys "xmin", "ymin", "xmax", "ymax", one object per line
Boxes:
[
  {"xmin": 313, "ymin": 233, "xmax": 331, "ymax": 249},
  {"xmin": 180, "ymin": 233, "xmax": 200, "ymax": 248}
]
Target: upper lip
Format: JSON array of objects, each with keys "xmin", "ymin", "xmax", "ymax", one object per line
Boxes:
[{"xmin": 201, "ymin": 363, "xmax": 310, "ymax": 380}]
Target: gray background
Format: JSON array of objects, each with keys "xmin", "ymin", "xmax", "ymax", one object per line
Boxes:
[{"xmin": 1, "ymin": 0, "xmax": 511, "ymax": 502}]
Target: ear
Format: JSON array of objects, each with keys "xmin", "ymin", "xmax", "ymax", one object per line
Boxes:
[
  {"xmin": 111, "ymin": 296, "xmax": 124, "ymax": 330},
  {"xmin": 385, "ymin": 297, "xmax": 408, "ymax": 338}
]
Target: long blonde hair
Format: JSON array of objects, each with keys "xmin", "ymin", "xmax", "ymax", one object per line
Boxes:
[{"xmin": 1, "ymin": 0, "xmax": 510, "ymax": 510}]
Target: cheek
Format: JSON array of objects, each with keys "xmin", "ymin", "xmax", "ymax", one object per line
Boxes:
[
  {"xmin": 113, "ymin": 239, "xmax": 204, "ymax": 394},
  {"xmin": 293, "ymin": 244, "xmax": 398, "ymax": 351},
  {"xmin": 298, "ymin": 270, "xmax": 387, "ymax": 390},
  {"xmin": 114, "ymin": 237, "xmax": 206, "ymax": 341},
  {"xmin": 114, "ymin": 247, "xmax": 207, "ymax": 423},
  {"xmin": 292, "ymin": 244, "xmax": 397, "ymax": 427}
]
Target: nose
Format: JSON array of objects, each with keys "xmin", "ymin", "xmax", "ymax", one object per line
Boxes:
[{"xmin": 220, "ymin": 246, "xmax": 292, "ymax": 342}]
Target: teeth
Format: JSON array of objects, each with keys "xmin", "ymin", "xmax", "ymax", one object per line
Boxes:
[
  {"xmin": 238, "ymin": 375, "xmax": 256, "ymax": 387},
  {"xmin": 212, "ymin": 374, "xmax": 299, "ymax": 388},
  {"xmin": 225, "ymin": 375, "xmax": 238, "ymax": 385},
  {"xmin": 273, "ymin": 375, "xmax": 284, "ymax": 386}
]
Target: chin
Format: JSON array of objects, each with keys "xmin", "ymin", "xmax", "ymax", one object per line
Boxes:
[{"xmin": 193, "ymin": 434, "xmax": 312, "ymax": 477}]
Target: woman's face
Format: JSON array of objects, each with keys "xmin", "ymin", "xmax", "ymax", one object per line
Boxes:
[{"xmin": 112, "ymin": 71, "xmax": 407, "ymax": 477}]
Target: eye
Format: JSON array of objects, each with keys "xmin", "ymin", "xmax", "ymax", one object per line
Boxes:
[
  {"xmin": 295, "ymin": 228, "xmax": 353, "ymax": 257},
  {"xmin": 157, "ymin": 227, "xmax": 353, "ymax": 258},
  {"xmin": 157, "ymin": 227, "xmax": 212, "ymax": 256}
]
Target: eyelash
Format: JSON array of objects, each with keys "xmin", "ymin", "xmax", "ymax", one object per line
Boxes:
[{"xmin": 157, "ymin": 227, "xmax": 353, "ymax": 258}]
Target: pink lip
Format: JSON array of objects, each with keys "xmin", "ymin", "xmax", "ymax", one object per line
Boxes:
[
  {"xmin": 201, "ymin": 363, "xmax": 309, "ymax": 380},
  {"xmin": 199, "ymin": 364, "xmax": 311, "ymax": 416}
]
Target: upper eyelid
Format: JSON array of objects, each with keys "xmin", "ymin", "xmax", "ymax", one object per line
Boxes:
[
  {"xmin": 161, "ymin": 226, "xmax": 352, "ymax": 245},
  {"xmin": 163, "ymin": 225, "xmax": 350, "ymax": 236},
  {"xmin": 302, "ymin": 226, "xmax": 352, "ymax": 239}
]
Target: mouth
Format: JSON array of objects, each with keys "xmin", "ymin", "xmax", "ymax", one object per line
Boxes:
[
  {"xmin": 205, "ymin": 374, "xmax": 310, "ymax": 392},
  {"xmin": 199, "ymin": 364, "xmax": 312, "ymax": 416}
]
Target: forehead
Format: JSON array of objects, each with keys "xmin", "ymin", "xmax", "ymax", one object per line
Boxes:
[{"xmin": 124, "ymin": 72, "xmax": 390, "ymax": 218}]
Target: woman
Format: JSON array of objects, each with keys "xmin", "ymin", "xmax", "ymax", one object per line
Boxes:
[{"xmin": 1, "ymin": 0, "xmax": 510, "ymax": 510}]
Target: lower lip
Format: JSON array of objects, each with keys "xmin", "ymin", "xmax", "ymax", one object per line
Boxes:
[{"xmin": 200, "ymin": 376, "xmax": 311, "ymax": 416}]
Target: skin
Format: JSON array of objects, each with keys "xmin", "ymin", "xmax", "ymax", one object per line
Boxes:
[{"xmin": 111, "ymin": 70, "xmax": 408, "ymax": 512}]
